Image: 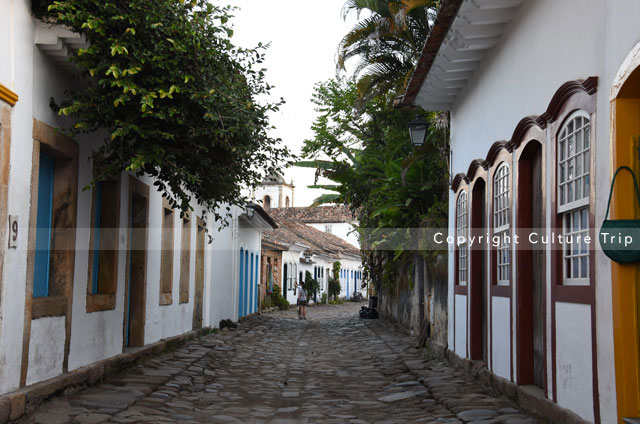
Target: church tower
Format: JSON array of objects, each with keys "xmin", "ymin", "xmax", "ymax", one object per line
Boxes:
[{"xmin": 254, "ymin": 173, "xmax": 294, "ymax": 210}]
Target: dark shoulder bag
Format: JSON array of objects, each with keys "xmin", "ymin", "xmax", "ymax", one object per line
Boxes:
[{"xmin": 599, "ymin": 166, "xmax": 640, "ymax": 264}]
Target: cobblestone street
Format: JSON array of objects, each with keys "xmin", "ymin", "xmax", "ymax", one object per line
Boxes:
[{"xmin": 18, "ymin": 303, "xmax": 539, "ymax": 424}]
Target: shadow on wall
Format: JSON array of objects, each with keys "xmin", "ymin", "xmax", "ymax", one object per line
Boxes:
[{"xmin": 378, "ymin": 253, "xmax": 448, "ymax": 350}]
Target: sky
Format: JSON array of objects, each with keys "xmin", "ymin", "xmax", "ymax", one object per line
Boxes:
[{"xmin": 230, "ymin": 0, "xmax": 358, "ymax": 207}]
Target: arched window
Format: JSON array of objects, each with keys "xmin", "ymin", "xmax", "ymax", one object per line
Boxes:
[
  {"xmin": 456, "ymin": 191, "xmax": 469, "ymax": 285},
  {"xmin": 493, "ymin": 163, "xmax": 510, "ymax": 284},
  {"xmin": 558, "ymin": 111, "xmax": 590, "ymax": 283},
  {"xmin": 263, "ymin": 195, "xmax": 271, "ymax": 210},
  {"xmin": 285, "ymin": 196, "xmax": 290, "ymax": 208}
]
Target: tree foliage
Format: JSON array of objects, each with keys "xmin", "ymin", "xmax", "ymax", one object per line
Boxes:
[
  {"xmin": 304, "ymin": 271, "xmax": 320, "ymax": 303},
  {"xmin": 35, "ymin": 0, "xmax": 289, "ymax": 217},
  {"xmin": 338, "ymin": 0, "xmax": 438, "ymax": 101},
  {"xmin": 299, "ymin": 77, "xmax": 449, "ymax": 290},
  {"xmin": 328, "ymin": 261, "xmax": 342, "ymax": 301}
]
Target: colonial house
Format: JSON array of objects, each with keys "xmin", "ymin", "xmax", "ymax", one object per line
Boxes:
[
  {"xmin": 399, "ymin": 0, "xmax": 640, "ymax": 422},
  {"xmin": 0, "ymin": 2, "xmax": 274, "ymax": 401},
  {"xmin": 262, "ymin": 217, "xmax": 362, "ymax": 305},
  {"xmin": 270, "ymin": 205, "xmax": 360, "ymax": 249}
]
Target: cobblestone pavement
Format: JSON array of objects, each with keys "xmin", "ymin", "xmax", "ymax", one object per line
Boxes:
[{"xmin": 18, "ymin": 303, "xmax": 540, "ymax": 424}]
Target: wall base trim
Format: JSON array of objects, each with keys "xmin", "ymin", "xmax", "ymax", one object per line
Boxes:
[
  {"xmin": 443, "ymin": 349, "xmax": 590, "ymax": 424},
  {"xmin": 0, "ymin": 327, "xmax": 211, "ymax": 423}
]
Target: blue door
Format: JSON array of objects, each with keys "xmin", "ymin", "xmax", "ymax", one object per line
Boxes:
[
  {"xmin": 346, "ymin": 270, "xmax": 349, "ymax": 299},
  {"xmin": 33, "ymin": 153, "xmax": 55, "ymax": 298},
  {"xmin": 243, "ymin": 250, "xmax": 249, "ymax": 316},
  {"xmin": 239, "ymin": 248, "xmax": 244, "ymax": 318},
  {"xmin": 255, "ymin": 255, "xmax": 259, "ymax": 312}
]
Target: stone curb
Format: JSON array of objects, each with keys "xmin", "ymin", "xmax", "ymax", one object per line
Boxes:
[
  {"xmin": 443, "ymin": 348, "xmax": 589, "ymax": 424},
  {"xmin": 0, "ymin": 327, "xmax": 211, "ymax": 424}
]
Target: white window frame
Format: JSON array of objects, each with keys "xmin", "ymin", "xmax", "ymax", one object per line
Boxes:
[
  {"xmin": 456, "ymin": 190, "xmax": 468, "ymax": 286},
  {"xmin": 493, "ymin": 162, "xmax": 510, "ymax": 285},
  {"xmin": 557, "ymin": 110, "xmax": 591, "ymax": 214},
  {"xmin": 557, "ymin": 111, "xmax": 591, "ymax": 285}
]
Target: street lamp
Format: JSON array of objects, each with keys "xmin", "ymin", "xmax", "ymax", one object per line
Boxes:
[
  {"xmin": 245, "ymin": 204, "xmax": 255, "ymax": 220},
  {"xmin": 408, "ymin": 115, "xmax": 429, "ymax": 147}
]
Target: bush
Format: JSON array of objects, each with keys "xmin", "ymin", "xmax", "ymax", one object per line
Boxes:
[
  {"xmin": 321, "ymin": 293, "xmax": 328, "ymax": 304},
  {"xmin": 271, "ymin": 284, "xmax": 290, "ymax": 310},
  {"xmin": 304, "ymin": 271, "xmax": 320, "ymax": 303},
  {"xmin": 328, "ymin": 261, "xmax": 342, "ymax": 301}
]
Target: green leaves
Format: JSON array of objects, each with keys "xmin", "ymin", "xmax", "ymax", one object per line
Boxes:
[
  {"xmin": 37, "ymin": 0, "xmax": 289, "ymax": 218},
  {"xmin": 300, "ymin": 76, "xmax": 449, "ymax": 291}
]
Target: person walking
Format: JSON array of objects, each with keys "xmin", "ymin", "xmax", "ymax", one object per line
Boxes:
[{"xmin": 295, "ymin": 280, "xmax": 307, "ymax": 320}]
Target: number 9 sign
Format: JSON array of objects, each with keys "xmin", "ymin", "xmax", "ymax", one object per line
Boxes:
[{"xmin": 8, "ymin": 215, "xmax": 17, "ymax": 248}]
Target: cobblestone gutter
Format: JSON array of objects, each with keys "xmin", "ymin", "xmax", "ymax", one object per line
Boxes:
[{"xmin": 0, "ymin": 328, "xmax": 211, "ymax": 423}]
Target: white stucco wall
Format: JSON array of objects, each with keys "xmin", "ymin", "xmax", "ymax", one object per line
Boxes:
[
  {"xmin": 431, "ymin": 0, "xmax": 640, "ymax": 420},
  {"xmin": 491, "ymin": 297, "xmax": 510, "ymax": 380},
  {"xmin": 556, "ymin": 302, "xmax": 594, "ymax": 423},
  {"xmin": 454, "ymin": 294, "xmax": 466, "ymax": 357},
  {"xmin": 0, "ymin": 0, "xmax": 37, "ymax": 394},
  {"xmin": 26, "ymin": 316, "xmax": 65, "ymax": 385},
  {"xmin": 306, "ymin": 222, "xmax": 360, "ymax": 249},
  {"xmin": 281, "ymin": 249, "xmax": 303, "ymax": 304},
  {"xmin": 207, "ymin": 212, "xmax": 236, "ymax": 328}
]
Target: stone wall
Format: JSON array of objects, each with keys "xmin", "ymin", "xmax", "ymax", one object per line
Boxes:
[{"xmin": 377, "ymin": 253, "xmax": 447, "ymax": 350}]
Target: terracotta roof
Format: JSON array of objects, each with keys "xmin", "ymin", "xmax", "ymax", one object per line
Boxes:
[
  {"xmin": 268, "ymin": 205, "xmax": 355, "ymax": 224},
  {"xmin": 262, "ymin": 218, "xmax": 359, "ymax": 259}
]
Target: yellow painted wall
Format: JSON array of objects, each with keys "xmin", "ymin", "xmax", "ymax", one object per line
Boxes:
[{"xmin": 611, "ymin": 97, "xmax": 640, "ymax": 422}]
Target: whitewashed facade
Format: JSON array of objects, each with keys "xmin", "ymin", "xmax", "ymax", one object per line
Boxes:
[
  {"xmin": 401, "ymin": 0, "xmax": 640, "ymax": 422},
  {"xmin": 0, "ymin": 3, "xmax": 273, "ymax": 397}
]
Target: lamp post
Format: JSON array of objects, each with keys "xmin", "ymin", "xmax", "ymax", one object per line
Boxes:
[{"xmin": 408, "ymin": 115, "xmax": 429, "ymax": 147}]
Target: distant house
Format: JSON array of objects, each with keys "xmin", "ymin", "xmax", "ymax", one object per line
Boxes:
[
  {"xmin": 399, "ymin": 0, "xmax": 640, "ymax": 422},
  {"xmin": 262, "ymin": 218, "xmax": 362, "ymax": 304},
  {"xmin": 253, "ymin": 174, "xmax": 360, "ymax": 248},
  {"xmin": 269, "ymin": 206, "xmax": 360, "ymax": 249}
]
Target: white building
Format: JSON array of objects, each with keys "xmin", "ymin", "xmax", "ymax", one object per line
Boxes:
[
  {"xmin": 0, "ymin": 2, "xmax": 275, "ymax": 400},
  {"xmin": 253, "ymin": 173, "xmax": 294, "ymax": 210},
  {"xmin": 270, "ymin": 205, "xmax": 360, "ymax": 249},
  {"xmin": 400, "ymin": 0, "xmax": 640, "ymax": 422},
  {"xmin": 262, "ymin": 218, "xmax": 362, "ymax": 304}
]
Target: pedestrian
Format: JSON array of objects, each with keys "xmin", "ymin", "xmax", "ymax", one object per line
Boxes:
[{"xmin": 295, "ymin": 280, "xmax": 307, "ymax": 320}]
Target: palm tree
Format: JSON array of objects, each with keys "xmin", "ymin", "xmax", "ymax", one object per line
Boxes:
[{"xmin": 337, "ymin": 0, "xmax": 437, "ymax": 103}]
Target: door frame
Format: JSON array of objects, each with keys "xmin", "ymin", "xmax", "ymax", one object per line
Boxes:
[
  {"xmin": 123, "ymin": 176, "xmax": 149, "ymax": 349},
  {"xmin": 515, "ymin": 139, "xmax": 546, "ymax": 389},
  {"xmin": 610, "ymin": 42, "xmax": 640, "ymax": 422}
]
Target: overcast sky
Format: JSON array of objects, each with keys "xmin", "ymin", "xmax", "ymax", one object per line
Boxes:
[{"xmin": 230, "ymin": 0, "xmax": 358, "ymax": 207}]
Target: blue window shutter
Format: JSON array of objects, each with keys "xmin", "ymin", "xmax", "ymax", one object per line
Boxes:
[
  {"xmin": 33, "ymin": 153, "xmax": 55, "ymax": 298},
  {"xmin": 91, "ymin": 181, "xmax": 103, "ymax": 294}
]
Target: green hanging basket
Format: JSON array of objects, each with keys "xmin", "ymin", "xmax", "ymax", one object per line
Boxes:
[{"xmin": 599, "ymin": 166, "xmax": 640, "ymax": 264}]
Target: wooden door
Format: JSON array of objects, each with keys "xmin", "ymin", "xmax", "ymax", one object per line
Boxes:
[{"xmin": 192, "ymin": 218, "xmax": 205, "ymax": 329}]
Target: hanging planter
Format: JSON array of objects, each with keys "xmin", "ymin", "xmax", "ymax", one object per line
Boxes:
[{"xmin": 599, "ymin": 166, "xmax": 640, "ymax": 264}]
